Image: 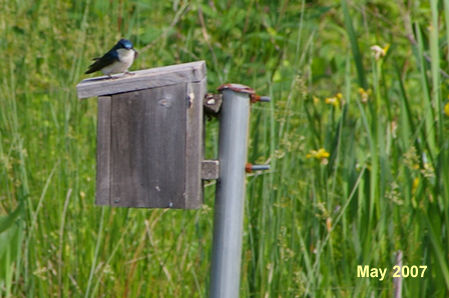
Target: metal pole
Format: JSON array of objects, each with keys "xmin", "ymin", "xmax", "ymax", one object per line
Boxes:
[{"xmin": 210, "ymin": 86, "xmax": 251, "ymax": 298}]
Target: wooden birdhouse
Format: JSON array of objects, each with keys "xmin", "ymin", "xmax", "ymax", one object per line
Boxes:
[{"xmin": 76, "ymin": 61, "xmax": 207, "ymax": 209}]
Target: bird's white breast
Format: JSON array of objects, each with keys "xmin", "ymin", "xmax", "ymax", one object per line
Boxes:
[{"xmin": 101, "ymin": 48, "xmax": 136, "ymax": 75}]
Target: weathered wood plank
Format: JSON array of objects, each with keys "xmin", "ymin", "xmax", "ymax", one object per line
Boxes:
[
  {"xmin": 184, "ymin": 78, "xmax": 206, "ymax": 208},
  {"xmin": 109, "ymin": 84, "xmax": 187, "ymax": 208},
  {"xmin": 96, "ymin": 96, "xmax": 111, "ymax": 205},
  {"xmin": 77, "ymin": 61, "xmax": 206, "ymax": 99}
]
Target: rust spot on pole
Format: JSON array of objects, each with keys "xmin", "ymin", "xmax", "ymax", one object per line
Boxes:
[{"xmin": 217, "ymin": 83, "xmax": 255, "ymax": 94}]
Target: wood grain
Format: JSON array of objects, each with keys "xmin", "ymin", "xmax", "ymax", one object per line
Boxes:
[
  {"xmin": 96, "ymin": 96, "xmax": 112, "ymax": 205},
  {"xmin": 184, "ymin": 78, "xmax": 206, "ymax": 208},
  {"xmin": 109, "ymin": 85, "xmax": 187, "ymax": 208}
]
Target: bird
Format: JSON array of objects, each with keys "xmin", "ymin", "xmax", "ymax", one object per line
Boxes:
[{"xmin": 85, "ymin": 39, "xmax": 138, "ymax": 77}]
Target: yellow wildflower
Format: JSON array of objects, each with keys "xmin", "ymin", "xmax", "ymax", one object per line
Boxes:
[
  {"xmin": 358, "ymin": 88, "xmax": 371, "ymax": 103},
  {"xmin": 325, "ymin": 92, "xmax": 344, "ymax": 108},
  {"xmin": 444, "ymin": 102, "xmax": 449, "ymax": 117},
  {"xmin": 325, "ymin": 96, "xmax": 340, "ymax": 108},
  {"xmin": 313, "ymin": 96, "xmax": 320, "ymax": 104},
  {"xmin": 371, "ymin": 44, "xmax": 390, "ymax": 60},
  {"xmin": 307, "ymin": 148, "xmax": 330, "ymax": 164}
]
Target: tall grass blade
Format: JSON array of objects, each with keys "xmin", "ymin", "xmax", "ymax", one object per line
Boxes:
[
  {"xmin": 0, "ymin": 203, "xmax": 24, "ymax": 234},
  {"xmin": 341, "ymin": 0, "xmax": 366, "ymax": 88}
]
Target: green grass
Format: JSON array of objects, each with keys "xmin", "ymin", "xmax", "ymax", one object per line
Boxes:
[{"xmin": 1, "ymin": 0, "xmax": 449, "ymax": 297}]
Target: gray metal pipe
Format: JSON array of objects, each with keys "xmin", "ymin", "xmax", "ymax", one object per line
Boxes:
[
  {"xmin": 248, "ymin": 164, "xmax": 270, "ymax": 172},
  {"xmin": 209, "ymin": 88, "xmax": 251, "ymax": 298}
]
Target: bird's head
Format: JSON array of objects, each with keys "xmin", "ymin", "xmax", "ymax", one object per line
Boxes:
[{"xmin": 117, "ymin": 39, "xmax": 133, "ymax": 50}]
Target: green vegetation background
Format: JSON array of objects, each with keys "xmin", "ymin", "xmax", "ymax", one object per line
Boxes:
[{"xmin": 1, "ymin": 0, "xmax": 449, "ymax": 296}]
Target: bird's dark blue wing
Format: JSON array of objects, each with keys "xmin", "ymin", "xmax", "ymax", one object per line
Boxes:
[{"xmin": 85, "ymin": 50, "xmax": 119, "ymax": 74}]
